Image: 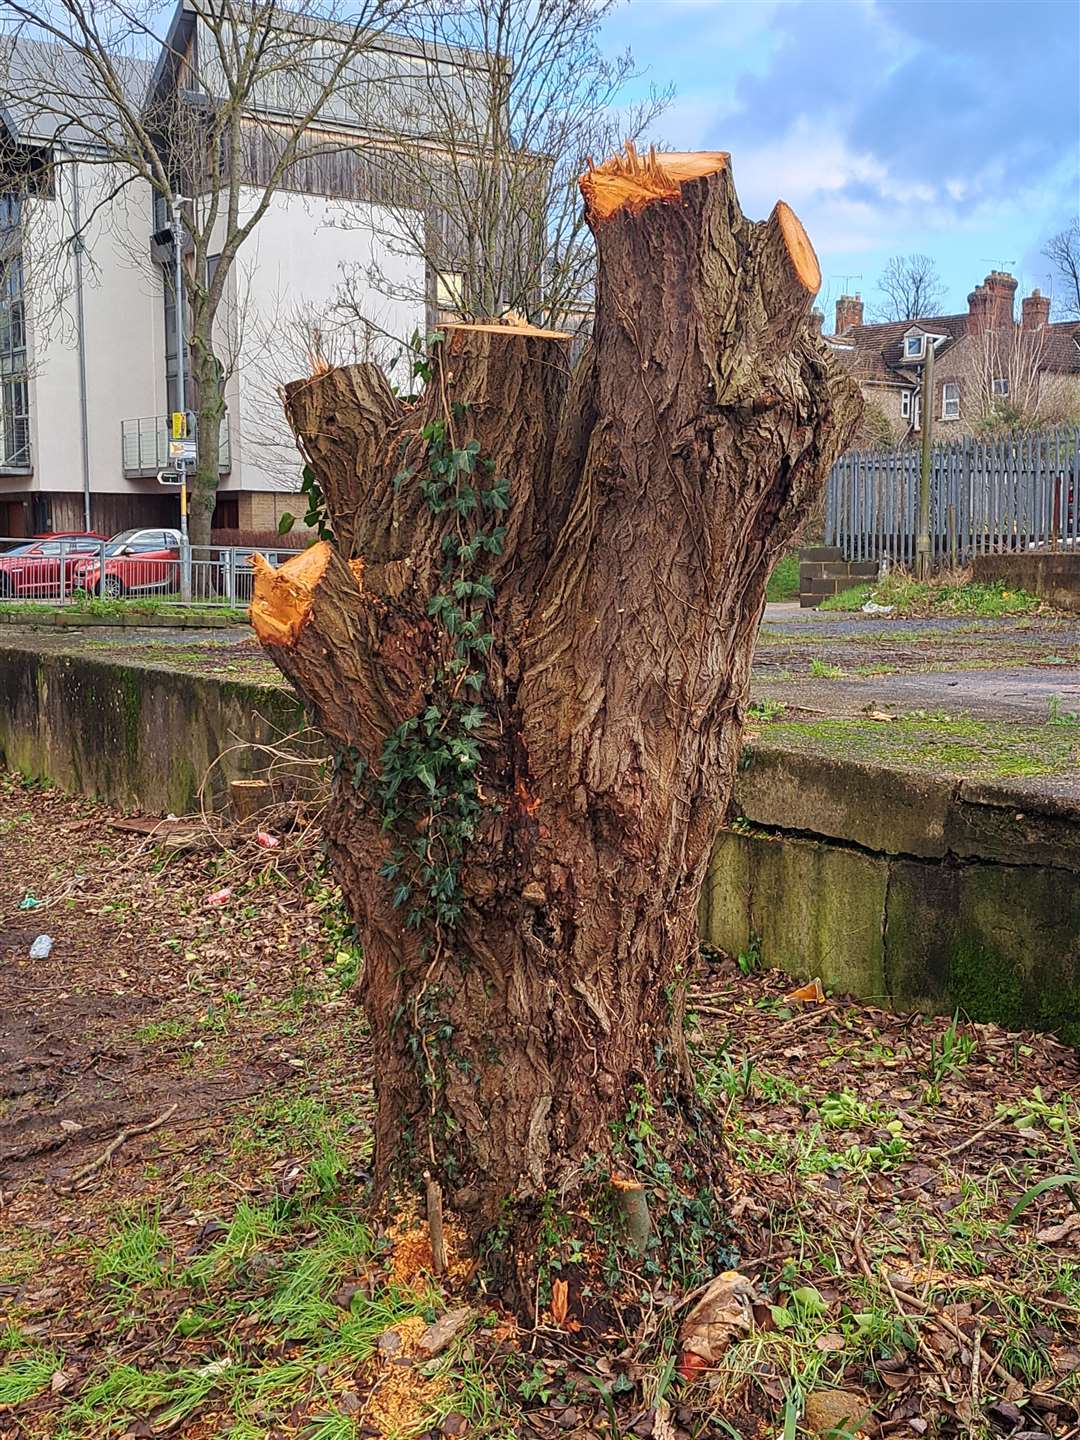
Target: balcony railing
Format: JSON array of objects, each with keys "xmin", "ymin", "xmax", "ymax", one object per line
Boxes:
[{"xmin": 121, "ymin": 415, "xmax": 231, "ymax": 476}]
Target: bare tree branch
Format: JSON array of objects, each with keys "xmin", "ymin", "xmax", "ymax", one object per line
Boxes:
[
  {"xmin": 1044, "ymin": 220, "xmax": 1080, "ymax": 320},
  {"xmin": 874, "ymin": 252, "xmax": 947, "ymax": 323},
  {"xmin": 331, "ymin": 0, "xmax": 671, "ymax": 332}
]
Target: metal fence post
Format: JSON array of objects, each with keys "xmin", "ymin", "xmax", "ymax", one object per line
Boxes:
[
  {"xmin": 98, "ymin": 539, "xmax": 106, "ymax": 599},
  {"xmin": 180, "ymin": 535, "xmax": 192, "ymax": 605},
  {"xmin": 226, "ymin": 547, "xmax": 236, "ymax": 607}
]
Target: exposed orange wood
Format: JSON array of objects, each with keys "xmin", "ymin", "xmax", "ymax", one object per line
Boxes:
[
  {"xmin": 251, "ymin": 542, "xmax": 334, "ymax": 647},
  {"xmin": 773, "ymin": 200, "xmax": 821, "ymax": 293},
  {"xmin": 580, "ymin": 142, "xmax": 729, "ymax": 222}
]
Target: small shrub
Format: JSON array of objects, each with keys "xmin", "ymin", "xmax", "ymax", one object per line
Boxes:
[
  {"xmin": 821, "ymin": 569, "xmax": 1042, "ymax": 618},
  {"xmin": 766, "ymin": 551, "xmax": 800, "ymax": 603}
]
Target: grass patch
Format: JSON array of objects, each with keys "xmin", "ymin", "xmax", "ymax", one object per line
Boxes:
[
  {"xmin": 754, "ymin": 707, "xmax": 1080, "ymax": 778},
  {"xmin": 0, "ymin": 596, "xmax": 248, "ymax": 622},
  {"xmin": 91, "ymin": 1208, "xmax": 172, "ymax": 1304},
  {"xmin": 766, "ymin": 550, "xmax": 800, "ymax": 603},
  {"xmin": 0, "ymin": 1350, "xmax": 62, "ymax": 1406},
  {"xmin": 821, "ymin": 572, "xmax": 1044, "ymax": 618}
]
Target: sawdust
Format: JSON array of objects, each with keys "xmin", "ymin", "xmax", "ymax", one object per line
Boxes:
[
  {"xmin": 385, "ymin": 1209, "xmax": 472, "ymax": 1290},
  {"xmin": 361, "ymin": 1316, "xmax": 449, "ymax": 1436}
]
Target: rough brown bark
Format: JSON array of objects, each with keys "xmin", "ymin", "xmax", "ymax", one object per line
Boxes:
[{"xmin": 254, "ymin": 148, "xmax": 862, "ymax": 1286}]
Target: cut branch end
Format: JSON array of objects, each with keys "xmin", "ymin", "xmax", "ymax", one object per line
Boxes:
[
  {"xmin": 772, "ymin": 200, "xmax": 821, "ymax": 294},
  {"xmin": 251, "ymin": 542, "xmax": 336, "ymax": 647},
  {"xmin": 580, "ymin": 144, "xmax": 730, "ymax": 223}
]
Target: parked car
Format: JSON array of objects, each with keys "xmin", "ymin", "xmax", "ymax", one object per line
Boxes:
[
  {"xmin": 72, "ymin": 529, "xmax": 182, "ymax": 599},
  {"xmin": 0, "ymin": 534, "xmax": 107, "ymax": 598}
]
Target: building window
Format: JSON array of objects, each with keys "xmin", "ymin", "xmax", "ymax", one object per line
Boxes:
[
  {"xmin": 993, "ymin": 377, "xmax": 1009, "ymax": 397},
  {"xmin": 163, "ymin": 269, "xmax": 192, "ymax": 417},
  {"xmin": 435, "ymin": 270, "xmax": 464, "ymax": 312},
  {"xmin": 942, "ymin": 382, "xmax": 960, "ymax": 420},
  {"xmin": 900, "ymin": 390, "xmax": 912, "ymax": 419},
  {"xmin": 0, "ymin": 248, "xmax": 29, "ymax": 469},
  {"xmin": 904, "ymin": 334, "xmax": 926, "ymax": 360}
]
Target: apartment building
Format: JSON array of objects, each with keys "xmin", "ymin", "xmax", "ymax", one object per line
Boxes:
[{"xmin": 0, "ymin": 5, "xmax": 480, "ymax": 537}]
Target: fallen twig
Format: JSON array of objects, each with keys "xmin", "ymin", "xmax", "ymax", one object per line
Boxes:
[
  {"xmin": 58, "ymin": 1102, "xmax": 179, "ymax": 1189},
  {"xmin": 943, "ymin": 1115, "xmax": 1003, "ymax": 1157},
  {"xmin": 853, "ymin": 1232, "xmax": 954, "ymax": 1401}
]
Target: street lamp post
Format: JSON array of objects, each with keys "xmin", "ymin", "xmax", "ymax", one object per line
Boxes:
[
  {"xmin": 916, "ymin": 338, "xmax": 935, "ymax": 580},
  {"xmin": 172, "ymin": 195, "xmax": 192, "ymax": 603}
]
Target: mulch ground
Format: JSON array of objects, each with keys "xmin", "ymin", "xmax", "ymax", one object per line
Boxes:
[{"xmin": 1, "ymin": 773, "xmax": 1078, "ymax": 1439}]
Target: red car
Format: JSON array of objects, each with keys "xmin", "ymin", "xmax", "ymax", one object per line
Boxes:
[
  {"xmin": 0, "ymin": 534, "xmax": 107, "ymax": 598},
  {"xmin": 73, "ymin": 528, "xmax": 182, "ymax": 599}
]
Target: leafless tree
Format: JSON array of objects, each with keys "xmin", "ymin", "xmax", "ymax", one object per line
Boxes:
[
  {"xmin": 874, "ymin": 252, "xmax": 947, "ymax": 322},
  {"xmin": 961, "ymin": 321, "xmax": 1079, "ymax": 432},
  {"xmin": 1044, "ymin": 220, "xmax": 1080, "ymax": 320},
  {"xmin": 0, "ymin": 0, "xmax": 412, "ymax": 544},
  {"xmin": 333, "ymin": 0, "xmax": 671, "ymax": 332}
]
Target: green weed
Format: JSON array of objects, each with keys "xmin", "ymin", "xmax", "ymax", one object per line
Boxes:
[
  {"xmin": 92, "ymin": 1207, "xmax": 172, "ymax": 1302},
  {"xmin": 766, "ymin": 551, "xmax": 800, "ymax": 603},
  {"xmin": 821, "ymin": 573, "xmax": 1042, "ymax": 618},
  {"xmin": 0, "ymin": 1349, "xmax": 61, "ymax": 1406},
  {"xmin": 927, "ymin": 1015, "xmax": 977, "ymax": 1084}
]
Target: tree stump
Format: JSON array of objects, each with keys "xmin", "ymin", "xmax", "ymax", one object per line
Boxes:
[{"xmin": 252, "ymin": 146, "xmax": 861, "ymax": 1296}]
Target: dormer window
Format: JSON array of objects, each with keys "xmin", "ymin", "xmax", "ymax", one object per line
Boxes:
[{"xmin": 904, "ymin": 333, "xmax": 927, "ymax": 360}]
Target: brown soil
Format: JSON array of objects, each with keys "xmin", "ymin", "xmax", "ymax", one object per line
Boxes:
[
  {"xmin": 1, "ymin": 774, "xmax": 1078, "ymax": 1439},
  {"xmin": 0, "ymin": 776, "xmax": 350, "ymax": 1189}
]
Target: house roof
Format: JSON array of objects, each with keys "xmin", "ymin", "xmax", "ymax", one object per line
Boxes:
[
  {"xmin": 836, "ymin": 313, "xmax": 969, "ymax": 385},
  {"xmin": 1039, "ymin": 320, "xmax": 1080, "ymax": 374},
  {"xmin": 0, "ymin": 35, "xmax": 151, "ymax": 150},
  {"xmin": 832, "ymin": 309, "xmax": 1080, "ymax": 384}
]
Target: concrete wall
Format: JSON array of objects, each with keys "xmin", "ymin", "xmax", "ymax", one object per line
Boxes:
[
  {"xmin": 0, "ymin": 644, "xmax": 303, "ymax": 813},
  {"xmin": 4, "ymin": 642, "xmax": 1079, "ymax": 1040},
  {"xmin": 702, "ymin": 742, "xmax": 1080, "ymax": 1043},
  {"xmin": 799, "ymin": 547, "xmax": 877, "ymax": 607},
  {"xmin": 972, "ymin": 551, "xmax": 1080, "ymax": 615}
]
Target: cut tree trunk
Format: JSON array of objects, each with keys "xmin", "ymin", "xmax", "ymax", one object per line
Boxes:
[{"xmin": 252, "ymin": 147, "xmax": 861, "ymax": 1290}]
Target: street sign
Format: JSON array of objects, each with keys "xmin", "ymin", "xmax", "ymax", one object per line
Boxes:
[
  {"xmin": 168, "ymin": 438, "xmax": 197, "ymax": 462},
  {"xmin": 171, "ymin": 411, "xmax": 185, "ymax": 439},
  {"xmin": 157, "ymin": 469, "xmax": 182, "ymax": 486}
]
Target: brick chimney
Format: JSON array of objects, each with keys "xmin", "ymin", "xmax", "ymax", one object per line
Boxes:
[
  {"xmin": 834, "ymin": 294, "xmax": 863, "ymax": 333},
  {"xmin": 1021, "ymin": 287, "xmax": 1051, "ymax": 332},
  {"xmin": 810, "ymin": 308, "xmax": 824, "ymax": 336},
  {"xmin": 968, "ymin": 270, "xmax": 1017, "ymax": 332}
]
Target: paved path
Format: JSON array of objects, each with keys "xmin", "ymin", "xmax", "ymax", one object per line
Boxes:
[{"xmin": 754, "ymin": 608, "xmax": 1080, "ymax": 721}]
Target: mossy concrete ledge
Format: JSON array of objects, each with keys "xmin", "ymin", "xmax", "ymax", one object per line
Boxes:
[
  {"xmin": 0, "ymin": 644, "xmax": 304, "ymax": 813},
  {"xmin": 706, "ymin": 743, "xmax": 1080, "ymax": 1043}
]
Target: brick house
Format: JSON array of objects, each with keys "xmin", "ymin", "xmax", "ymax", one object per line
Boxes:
[{"xmin": 822, "ymin": 271, "xmax": 1080, "ymax": 443}]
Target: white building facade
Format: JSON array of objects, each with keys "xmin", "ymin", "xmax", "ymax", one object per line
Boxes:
[{"xmin": 0, "ymin": 8, "xmax": 455, "ymax": 537}]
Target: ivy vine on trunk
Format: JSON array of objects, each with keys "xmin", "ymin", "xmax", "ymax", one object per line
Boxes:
[{"xmin": 252, "ymin": 148, "xmax": 862, "ymax": 1304}]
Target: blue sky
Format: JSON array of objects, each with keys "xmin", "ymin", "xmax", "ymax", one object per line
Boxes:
[{"xmin": 600, "ymin": 0, "xmax": 1080, "ymax": 323}]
